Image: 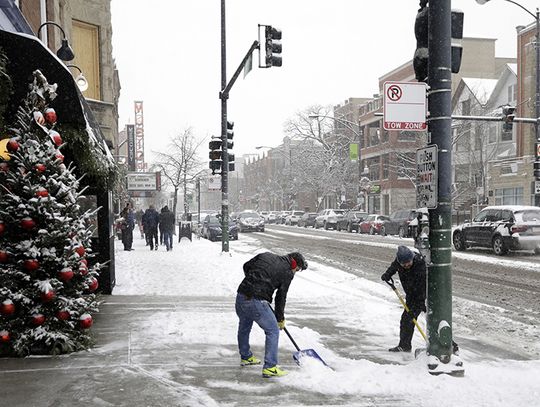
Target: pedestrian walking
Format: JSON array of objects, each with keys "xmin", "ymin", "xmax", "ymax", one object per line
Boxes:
[
  {"xmin": 120, "ymin": 203, "xmax": 135, "ymax": 251},
  {"xmin": 142, "ymin": 205, "xmax": 160, "ymax": 250},
  {"xmin": 381, "ymin": 245, "xmax": 459, "ymax": 354},
  {"xmin": 135, "ymin": 209, "xmax": 145, "ymax": 239},
  {"xmin": 235, "ymin": 251, "xmax": 308, "ymax": 378},
  {"xmin": 159, "ymin": 206, "xmax": 175, "ymax": 251}
]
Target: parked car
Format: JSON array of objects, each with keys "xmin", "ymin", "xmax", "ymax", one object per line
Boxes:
[
  {"xmin": 452, "ymin": 205, "xmax": 540, "ymax": 256},
  {"xmin": 285, "ymin": 211, "xmax": 305, "ymax": 226},
  {"xmin": 259, "ymin": 211, "xmax": 270, "ymax": 221},
  {"xmin": 381, "ymin": 209, "xmax": 420, "ymax": 237},
  {"xmin": 277, "ymin": 211, "xmax": 291, "ymax": 224},
  {"xmin": 359, "ymin": 214, "xmax": 391, "ymax": 235},
  {"xmin": 267, "ymin": 211, "xmax": 280, "ymax": 224},
  {"xmin": 337, "ymin": 211, "xmax": 368, "ymax": 232},
  {"xmin": 237, "ymin": 212, "xmax": 265, "ymax": 232},
  {"xmin": 314, "ymin": 209, "xmax": 346, "ymax": 230},
  {"xmin": 298, "ymin": 212, "xmax": 317, "ymax": 228},
  {"xmin": 201, "ymin": 214, "xmax": 238, "ymax": 242}
]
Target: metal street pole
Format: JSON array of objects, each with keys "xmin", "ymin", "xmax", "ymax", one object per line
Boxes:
[
  {"xmin": 427, "ymin": 0, "xmax": 462, "ymax": 375},
  {"xmin": 220, "ymin": 0, "xmax": 230, "ymax": 252},
  {"xmin": 535, "ymin": 8, "xmax": 540, "ymax": 206}
]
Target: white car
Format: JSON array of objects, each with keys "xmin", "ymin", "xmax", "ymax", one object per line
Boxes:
[
  {"xmin": 314, "ymin": 209, "xmax": 346, "ymax": 230},
  {"xmin": 285, "ymin": 211, "xmax": 305, "ymax": 226}
]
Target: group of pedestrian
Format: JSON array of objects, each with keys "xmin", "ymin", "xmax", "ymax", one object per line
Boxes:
[
  {"xmin": 236, "ymin": 244, "xmax": 457, "ymax": 379},
  {"xmin": 119, "ymin": 204, "xmax": 176, "ymax": 251}
]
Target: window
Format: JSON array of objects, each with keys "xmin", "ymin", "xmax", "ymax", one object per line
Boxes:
[
  {"xmin": 381, "ymin": 130, "xmax": 389, "ymax": 143},
  {"xmin": 488, "ymin": 123, "xmax": 497, "ymax": 144},
  {"xmin": 72, "ymin": 20, "xmax": 101, "ymax": 100},
  {"xmin": 461, "ymin": 99, "xmax": 471, "ymax": 115},
  {"xmin": 398, "ymin": 131, "xmax": 416, "ymax": 142},
  {"xmin": 381, "ymin": 154, "xmax": 389, "ymax": 179},
  {"xmin": 494, "ymin": 187, "xmax": 523, "ymax": 205},
  {"xmin": 397, "ymin": 153, "xmax": 415, "ymax": 179},
  {"xmin": 507, "ymin": 84, "xmax": 517, "ymax": 104}
]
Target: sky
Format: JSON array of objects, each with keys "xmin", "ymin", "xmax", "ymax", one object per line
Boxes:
[
  {"xmin": 113, "ymin": 229, "xmax": 540, "ymax": 406},
  {"xmin": 110, "ymin": 0, "xmax": 540, "ymax": 163}
]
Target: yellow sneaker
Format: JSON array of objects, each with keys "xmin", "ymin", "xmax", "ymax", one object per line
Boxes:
[
  {"xmin": 240, "ymin": 356, "xmax": 261, "ymax": 366},
  {"xmin": 262, "ymin": 365, "xmax": 288, "ymax": 378}
]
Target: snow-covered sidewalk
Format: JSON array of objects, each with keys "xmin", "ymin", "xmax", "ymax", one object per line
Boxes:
[{"xmin": 112, "ymin": 234, "xmax": 540, "ymax": 407}]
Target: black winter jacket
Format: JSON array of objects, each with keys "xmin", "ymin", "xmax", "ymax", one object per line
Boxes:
[
  {"xmin": 382, "ymin": 253, "xmax": 426, "ymax": 305},
  {"xmin": 237, "ymin": 252, "xmax": 295, "ymax": 322},
  {"xmin": 159, "ymin": 209, "xmax": 175, "ymax": 233}
]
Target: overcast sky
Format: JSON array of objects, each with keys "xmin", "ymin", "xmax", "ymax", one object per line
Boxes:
[{"xmin": 110, "ymin": 0, "xmax": 539, "ymax": 162}]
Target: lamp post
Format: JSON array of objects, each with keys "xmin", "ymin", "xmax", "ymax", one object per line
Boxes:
[
  {"xmin": 309, "ymin": 114, "xmax": 368, "ymax": 210},
  {"xmin": 37, "ymin": 21, "xmax": 75, "ymax": 61},
  {"xmin": 476, "ymin": 0, "xmax": 540, "ymax": 205},
  {"xmin": 66, "ymin": 65, "xmax": 89, "ymax": 92}
]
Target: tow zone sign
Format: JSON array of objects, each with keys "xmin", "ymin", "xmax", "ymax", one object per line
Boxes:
[{"xmin": 383, "ymin": 81, "xmax": 427, "ymax": 131}]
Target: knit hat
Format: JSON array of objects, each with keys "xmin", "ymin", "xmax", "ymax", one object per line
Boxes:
[
  {"xmin": 396, "ymin": 245, "xmax": 414, "ymax": 265},
  {"xmin": 289, "ymin": 252, "xmax": 308, "ymax": 270}
]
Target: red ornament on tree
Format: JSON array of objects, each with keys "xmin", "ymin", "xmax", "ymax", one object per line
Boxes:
[
  {"xmin": 23, "ymin": 259, "xmax": 40, "ymax": 271},
  {"xmin": 44, "ymin": 108, "xmax": 57, "ymax": 124},
  {"xmin": 49, "ymin": 130, "xmax": 62, "ymax": 147},
  {"xmin": 79, "ymin": 264, "xmax": 89, "ymax": 276},
  {"xmin": 34, "ymin": 163, "xmax": 46, "ymax": 173},
  {"xmin": 75, "ymin": 246, "xmax": 86, "ymax": 257},
  {"xmin": 55, "ymin": 152, "xmax": 64, "ymax": 163},
  {"xmin": 35, "ymin": 187, "xmax": 49, "ymax": 198},
  {"xmin": 56, "ymin": 310, "xmax": 70, "ymax": 321},
  {"xmin": 0, "ymin": 330, "xmax": 10, "ymax": 342},
  {"xmin": 20, "ymin": 217, "xmax": 36, "ymax": 230},
  {"xmin": 80, "ymin": 258, "xmax": 88, "ymax": 267},
  {"xmin": 31, "ymin": 314, "xmax": 46, "ymax": 326},
  {"xmin": 88, "ymin": 277, "xmax": 99, "ymax": 292},
  {"xmin": 41, "ymin": 289, "xmax": 55, "ymax": 303},
  {"xmin": 0, "ymin": 162, "xmax": 9, "ymax": 172},
  {"xmin": 79, "ymin": 313, "xmax": 93, "ymax": 329},
  {"xmin": 7, "ymin": 138, "xmax": 19, "ymax": 152},
  {"xmin": 0, "ymin": 300, "xmax": 15, "ymax": 316},
  {"xmin": 58, "ymin": 267, "xmax": 74, "ymax": 282},
  {"xmin": 0, "ymin": 221, "xmax": 5, "ymax": 235},
  {"xmin": 0, "ymin": 250, "xmax": 8, "ymax": 263}
]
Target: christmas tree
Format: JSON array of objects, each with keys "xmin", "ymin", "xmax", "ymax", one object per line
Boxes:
[{"xmin": 0, "ymin": 70, "xmax": 101, "ymax": 356}]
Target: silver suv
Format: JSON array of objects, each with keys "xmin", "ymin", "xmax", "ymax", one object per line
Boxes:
[
  {"xmin": 452, "ymin": 205, "xmax": 540, "ymax": 256},
  {"xmin": 314, "ymin": 209, "xmax": 346, "ymax": 230}
]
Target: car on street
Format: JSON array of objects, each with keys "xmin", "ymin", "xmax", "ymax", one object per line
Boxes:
[
  {"xmin": 201, "ymin": 214, "xmax": 238, "ymax": 242},
  {"xmin": 298, "ymin": 212, "xmax": 317, "ymax": 228},
  {"xmin": 381, "ymin": 209, "xmax": 420, "ymax": 237},
  {"xmin": 285, "ymin": 210, "xmax": 305, "ymax": 226},
  {"xmin": 359, "ymin": 214, "xmax": 391, "ymax": 235},
  {"xmin": 314, "ymin": 209, "xmax": 346, "ymax": 230},
  {"xmin": 337, "ymin": 211, "xmax": 368, "ymax": 232},
  {"xmin": 237, "ymin": 211, "xmax": 265, "ymax": 232},
  {"xmin": 452, "ymin": 205, "xmax": 540, "ymax": 256},
  {"xmin": 267, "ymin": 211, "xmax": 280, "ymax": 224},
  {"xmin": 277, "ymin": 211, "xmax": 291, "ymax": 224}
]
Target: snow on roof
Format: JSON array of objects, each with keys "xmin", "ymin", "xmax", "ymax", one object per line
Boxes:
[
  {"xmin": 507, "ymin": 63, "xmax": 517, "ymax": 75},
  {"xmin": 462, "ymin": 78, "xmax": 499, "ymax": 105}
]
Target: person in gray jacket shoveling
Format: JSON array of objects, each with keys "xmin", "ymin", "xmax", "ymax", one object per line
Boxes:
[{"xmin": 235, "ymin": 251, "xmax": 308, "ymax": 378}]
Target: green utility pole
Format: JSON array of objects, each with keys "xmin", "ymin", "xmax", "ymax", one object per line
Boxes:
[{"xmin": 426, "ymin": 1, "xmax": 463, "ymax": 376}]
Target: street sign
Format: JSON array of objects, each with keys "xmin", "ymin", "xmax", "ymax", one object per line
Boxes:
[
  {"xmin": 416, "ymin": 145, "xmax": 438, "ymax": 209},
  {"xmin": 383, "ymin": 81, "xmax": 427, "ymax": 131},
  {"xmin": 208, "ymin": 175, "xmax": 221, "ymax": 191}
]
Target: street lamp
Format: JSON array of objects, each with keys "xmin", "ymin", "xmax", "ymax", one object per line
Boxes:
[
  {"xmin": 37, "ymin": 21, "xmax": 75, "ymax": 61},
  {"xmin": 66, "ymin": 65, "xmax": 89, "ymax": 92},
  {"xmin": 476, "ymin": 0, "xmax": 540, "ymax": 205}
]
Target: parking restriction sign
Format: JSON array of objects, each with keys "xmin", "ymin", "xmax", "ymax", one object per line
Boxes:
[{"xmin": 383, "ymin": 81, "xmax": 427, "ymax": 131}]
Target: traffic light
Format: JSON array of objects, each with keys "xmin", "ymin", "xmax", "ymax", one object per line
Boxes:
[
  {"xmin": 413, "ymin": 4, "xmax": 428, "ymax": 82},
  {"xmin": 209, "ymin": 139, "xmax": 222, "ymax": 175},
  {"xmin": 413, "ymin": 6, "xmax": 464, "ymax": 82},
  {"xmin": 265, "ymin": 26, "xmax": 282, "ymax": 67},
  {"xmin": 226, "ymin": 121, "xmax": 235, "ymax": 172},
  {"xmin": 502, "ymin": 105, "xmax": 516, "ymax": 132}
]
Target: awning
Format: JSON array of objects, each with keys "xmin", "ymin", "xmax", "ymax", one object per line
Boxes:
[{"xmin": 0, "ymin": 29, "xmax": 115, "ymax": 171}]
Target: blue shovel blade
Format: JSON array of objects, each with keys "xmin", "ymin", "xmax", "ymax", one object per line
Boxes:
[{"xmin": 292, "ymin": 349, "xmax": 329, "ymax": 367}]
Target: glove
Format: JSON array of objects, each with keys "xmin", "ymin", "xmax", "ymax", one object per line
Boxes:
[
  {"xmin": 381, "ymin": 273, "xmax": 391, "ymax": 282},
  {"xmin": 277, "ymin": 320, "xmax": 285, "ymax": 330}
]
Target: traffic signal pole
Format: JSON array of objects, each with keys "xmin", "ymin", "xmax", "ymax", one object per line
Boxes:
[
  {"xmin": 426, "ymin": 1, "xmax": 463, "ymax": 376},
  {"xmin": 220, "ymin": 0, "xmax": 230, "ymax": 253}
]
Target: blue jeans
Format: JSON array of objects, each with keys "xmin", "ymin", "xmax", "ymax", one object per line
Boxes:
[
  {"xmin": 235, "ymin": 293, "xmax": 280, "ymax": 369},
  {"xmin": 162, "ymin": 231, "xmax": 173, "ymax": 250}
]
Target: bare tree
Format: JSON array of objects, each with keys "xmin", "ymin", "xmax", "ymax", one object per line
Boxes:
[{"xmin": 153, "ymin": 128, "xmax": 205, "ymax": 216}]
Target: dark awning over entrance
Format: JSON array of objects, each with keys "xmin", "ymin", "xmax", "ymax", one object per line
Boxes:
[{"xmin": 0, "ymin": 29, "xmax": 114, "ymax": 170}]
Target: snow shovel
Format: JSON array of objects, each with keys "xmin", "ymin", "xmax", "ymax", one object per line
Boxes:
[
  {"xmin": 385, "ymin": 277, "xmax": 427, "ymax": 342},
  {"xmin": 268, "ymin": 305, "xmax": 329, "ymax": 367}
]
